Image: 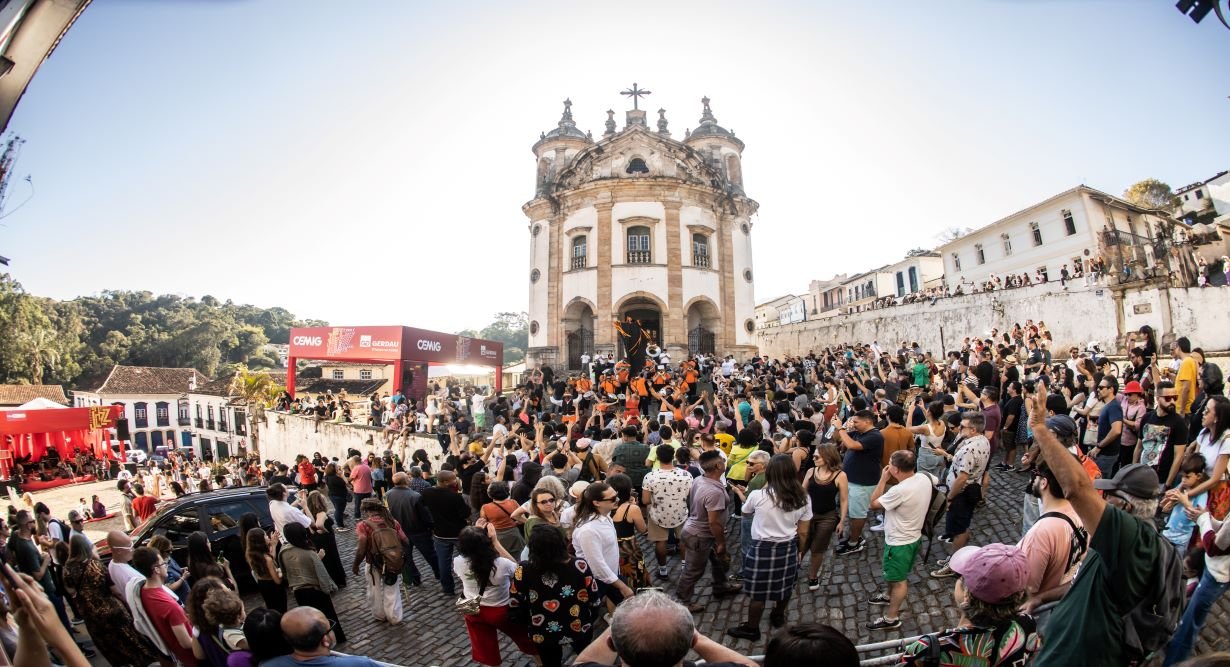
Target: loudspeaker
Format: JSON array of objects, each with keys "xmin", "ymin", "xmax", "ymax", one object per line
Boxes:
[{"xmin": 116, "ymin": 418, "xmax": 131, "ymax": 441}]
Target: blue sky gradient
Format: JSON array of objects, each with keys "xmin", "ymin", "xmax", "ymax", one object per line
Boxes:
[{"xmin": 2, "ymin": 0, "xmax": 1226, "ymax": 332}]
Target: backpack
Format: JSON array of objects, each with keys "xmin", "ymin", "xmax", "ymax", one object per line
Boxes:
[
  {"xmin": 1123, "ymin": 536, "xmax": 1183, "ymax": 663},
  {"xmin": 363, "ymin": 519, "xmax": 405, "ymax": 585},
  {"xmin": 1037, "ymin": 511, "xmax": 1088, "ymax": 575},
  {"xmin": 919, "ymin": 473, "xmax": 948, "ymax": 562}
]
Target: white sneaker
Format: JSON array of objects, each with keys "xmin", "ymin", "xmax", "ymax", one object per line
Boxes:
[{"xmin": 869, "ymin": 521, "xmax": 885, "ymax": 532}]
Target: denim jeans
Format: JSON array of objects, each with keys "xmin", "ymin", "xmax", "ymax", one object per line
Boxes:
[
  {"xmin": 1095, "ymin": 454, "xmax": 1119, "ymax": 480},
  {"xmin": 330, "ymin": 495, "xmax": 348, "ymax": 529},
  {"xmin": 433, "ymin": 535, "xmax": 459, "ymax": 596},
  {"xmin": 1165, "ymin": 568, "xmax": 1230, "ymax": 666},
  {"xmin": 352, "ymin": 491, "xmax": 372, "ymax": 519},
  {"xmin": 403, "ymin": 531, "xmax": 439, "ymax": 584},
  {"xmin": 738, "ymin": 514, "xmax": 754, "ymax": 577}
]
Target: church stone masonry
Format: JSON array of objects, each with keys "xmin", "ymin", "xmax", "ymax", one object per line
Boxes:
[{"xmin": 524, "ymin": 91, "xmax": 759, "ymax": 371}]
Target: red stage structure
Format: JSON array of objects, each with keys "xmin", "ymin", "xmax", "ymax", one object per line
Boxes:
[
  {"xmin": 287, "ymin": 326, "xmax": 505, "ymax": 404},
  {"xmin": 0, "ymin": 404, "xmax": 123, "ymax": 479}
]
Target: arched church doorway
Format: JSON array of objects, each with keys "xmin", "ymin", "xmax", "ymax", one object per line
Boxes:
[
  {"xmin": 686, "ymin": 299, "xmax": 720, "ymax": 356},
  {"xmin": 618, "ymin": 301, "xmax": 661, "ymax": 359},
  {"xmin": 564, "ymin": 301, "xmax": 596, "ymax": 371}
]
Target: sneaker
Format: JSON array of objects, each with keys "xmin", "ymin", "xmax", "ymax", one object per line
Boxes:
[
  {"xmin": 869, "ymin": 521, "xmax": 886, "ymax": 532},
  {"xmin": 931, "ymin": 565, "xmax": 958, "ymax": 578},
  {"xmin": 937, "ymin": 534, "xmax": 954, "ymax": 544},
  {"xmin": 868, "ymin": 592, "xmax": 891, "ymax": 605},
  {"xmin": 728, "ymin": 573, "xmax": 744, "ymax": 582},
  {"xmin": 726, "ymin": 624, "xmax": 761, "ymax": 641},
  {"xmin": 837, "ymin": 539, "xmax": 866, "ymax": 555},
  {"xmin": 868, "ymin": 616, "xmax": 902, "ymax": 630},
  {"xmin": 807, "ymin": 578, "xmax": 820, "ymax": 591},
  {"xmin": 657, "ymin": 566, "xmax": 670, "ymax": 578},
  {"xmin": 936, "ymin": 557, "xmax": 950, "ymax": 567},
  {"xmin": 337, "ymin": 526, "xmax": 351, "ymax": 533}
]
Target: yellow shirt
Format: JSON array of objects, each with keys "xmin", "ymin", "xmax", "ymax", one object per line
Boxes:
[
  {"xmin": 727, "ymin": 445, "xmax": 758, "ymax": 481},
  {"xmin": 1178, "ymin": 356, "xmax": 1199, "ymax": 414}
]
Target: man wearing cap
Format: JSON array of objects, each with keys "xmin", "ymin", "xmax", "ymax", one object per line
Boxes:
[
  {"xmin": 1134, "ymin": 380, "xmax": 1189, "ymax": 490},
  {"xmin": 1029, "ymin": 382, "xmax": 1168, "ymax": 666},
  {"xmin": 901, "ymin": 543, "xmax": 1038, "ymax": 665}
]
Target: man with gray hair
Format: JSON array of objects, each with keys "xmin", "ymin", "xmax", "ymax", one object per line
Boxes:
[{"xmin": 574, "ymin": 590, "xmax": 756, "ymax": 667}]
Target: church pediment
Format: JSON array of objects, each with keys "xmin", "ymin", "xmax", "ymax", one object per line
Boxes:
[{"xmin": 553, "ymin": 126, "xmax": 723, "ymax": 192}]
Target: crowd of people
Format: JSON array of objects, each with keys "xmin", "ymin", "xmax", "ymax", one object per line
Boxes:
[{"xmin": 4, "ymin": 322, "xmax": 1230, "ymax": 667}]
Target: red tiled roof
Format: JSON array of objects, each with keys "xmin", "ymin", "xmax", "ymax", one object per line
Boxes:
[
  {"xmin": 92, "ymin": 365, "xmax": 210, "ymax": 395},
  {"xmin": 193, "ymin": 371, "xmax": 288, "ymax": 398},
  {"xmin": 0, "ymin": 384, "xmax": 69, "ymax": 407}
]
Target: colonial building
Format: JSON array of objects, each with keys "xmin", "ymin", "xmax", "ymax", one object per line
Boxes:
[
  {"xmin": 73, "ymin": 366, "xmax": 205, "ymax": 453},
  {"xmin": 524, "ymin": 90, "xmax": 759, "ymax": 370},
  {"xmin": 0, "ymin": 384, "xmax": 67, "ymax": 408},
  {"xmin": 754, "ymin": 295, "xmax": 799, "ymax": 330},
  {"xmin": 188, "ymin": 371, "xmax": 287, "ymax": 460},
  {"xmin": 936, "ymin": 185, "xmax": 1175, "ymax": 292}
]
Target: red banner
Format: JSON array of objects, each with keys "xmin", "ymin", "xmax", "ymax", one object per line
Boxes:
[
  {"xmin": 0, "ymin": 405, "xmax": 121, "ymax": 436},
  {"xmin": 288, "ymin": 326, "xmax": 504, "ymax": 366}
]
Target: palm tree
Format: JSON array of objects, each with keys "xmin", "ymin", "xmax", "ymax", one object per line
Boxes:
[
  {"xmin": 228, "ymin": 368, "xmax": 282, "ymax": 457},
  {"xmin": 25, "ymin": 328, "xmax": 59, "ymax": 384}
]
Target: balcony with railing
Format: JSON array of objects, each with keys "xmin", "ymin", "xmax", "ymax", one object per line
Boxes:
[
  {"xmin": 195, "ymin": 417, "xmax": 203, "ymax": 428},
  {"xmin": 693, "ymin": 253, "xmax": 710, "ymax": 268},
  {"xmin": 571, "ymin": 255, "xmax": 587, "ymax": 270},
  {"xmin": 179, "ymin": 415, "xmax": 191, "ymax": 426},
  {"xmin": 206, "ymin": 419, "xmax": 215, "ymax": 431},
  {"xmin": 627, "ymin": 251, "xmax": 652, "ymax": 264}
]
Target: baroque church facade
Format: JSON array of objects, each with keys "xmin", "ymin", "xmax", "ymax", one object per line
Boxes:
[{"xmin": 524, "ymin": 92, "xmax": 759, "ymax": 371}]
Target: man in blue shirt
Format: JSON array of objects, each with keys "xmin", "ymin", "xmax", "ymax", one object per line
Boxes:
[
  {"xmin": 1091, "ymin": 376, "xmax": 1124, "ymax": 478},
  {"xmin": 264, "ymin": 608, "xmax": 381, "ymax": 667}
]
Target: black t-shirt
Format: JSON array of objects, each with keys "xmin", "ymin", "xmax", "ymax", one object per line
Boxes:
[
  {"xmin": 842, "ymin": 428, "xmax": 884, "ymax": 486},
  {"xmin": 975, "ymin": 361, "xmax": 996, "ymax": 390},
  {"xmin": 419, "ymin": 486, "xmax": 470, "ymax": 538},
  {"xmin": 457, "ymin": 458, "xmax": 485, "ymax": 495},
  {"xmin": 1001, "ymin": 396, "xmax": 1023, "ymax": 432},
  {"xmin": 270, "ymin": 474, "xmax": 294, "ymax": 486},
  {"xmin": 1138, "ymin": 410, "xmax": 1189, "ymax": 481},
  {"xmin": 324, "ymin": 473, "xmax": 348, "ymax": 497}
]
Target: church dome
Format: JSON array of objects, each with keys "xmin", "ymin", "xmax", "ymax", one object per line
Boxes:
[
  {"xmin": 684, "ymin": 97, "xmax": 743, "ymax": 149},
  {"xmin": 535, "ymin": 99, "xmax": 593, "ymax": 147}
]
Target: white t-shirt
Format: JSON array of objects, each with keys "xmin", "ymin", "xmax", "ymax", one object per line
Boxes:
[
  {"xmin": 109, "ymin": 561, "xmax": 144, "ymax": 601},
  {"xmin": 877, "ymin": 472, "xmax": 934, "ymax": 546},
  {"xmin": 743, "ymin": 489, "xmax": 814, "ymax": 542},
  {"xmin": 453, "ymin": 555, "xmax": 517, "ymax": 606},
  {"xmin": 1197, "ymin": 429, "xmax": 1230, "ymax": 477}
]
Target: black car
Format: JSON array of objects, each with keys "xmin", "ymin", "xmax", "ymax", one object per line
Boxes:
[{"xmin": 97, "ymin": 486, "xmax": 292, "ymax": 593}]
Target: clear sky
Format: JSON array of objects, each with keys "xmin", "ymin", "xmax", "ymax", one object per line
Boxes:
[{"xmin": 2, "ymin": 0, "xmax": 1226, "ymax": 333}]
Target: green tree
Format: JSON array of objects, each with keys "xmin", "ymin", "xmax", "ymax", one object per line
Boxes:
[
  {"xmin": 229, "ymin": 368, "xmax": 283, "ymax": 456},
  {"xmin": 460, "ymin": 312, "xmax": 528, "ymax": 363},
  {"xmin": 1123, "ymin": 178, "xmax": 1181, "ymax": 211}
]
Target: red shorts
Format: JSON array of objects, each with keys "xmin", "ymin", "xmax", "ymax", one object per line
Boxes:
[{"xmin": 463, "ymin": 604, "xmax": 539, "ymax": 666}]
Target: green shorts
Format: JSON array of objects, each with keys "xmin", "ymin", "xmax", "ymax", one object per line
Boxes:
[{"xmin": 882, "ymin": 539, "xmax": 921, "ymax": 583}]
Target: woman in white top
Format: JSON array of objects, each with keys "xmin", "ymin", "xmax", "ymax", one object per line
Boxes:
[
  {"xmin": 726, "ymin": 454, "xmax": 813, "ymax": 642},
  {"xmin": 1181, "ymin": 396, "xmax": 1230, "ymax": 502},
  {"xmin": 908, "ymin": 399, "xmax": 949, "ymax": 480},
  {"xmin": 570, "ymin": 481, "xmax": 633, "ymax": 603},
  {"xmin": 454, "ymin": 524, "xmax": 540, "ymax": 666}
]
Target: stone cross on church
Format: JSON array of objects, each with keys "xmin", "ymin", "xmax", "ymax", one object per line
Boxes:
[
  {"xmin": 620, "ymin": 83, "xmax": 652, "ymax": 110},
  {"xmin": 524, "ymin": 89, "xmax": 759, "ymax": 371}
]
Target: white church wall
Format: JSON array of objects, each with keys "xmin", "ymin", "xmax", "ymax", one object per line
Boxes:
[
  {"xmin": 682, "ymin": 269, "xmax": 721, "ymax": 310},
  {"xmin": 528, "ymin": 219, "xmax": 551, "ymax": 348},
  {"xmin": 612, "ymin": 265, "xmax": 669, "ymax": 304},
  {"xmin": 562, "ymin": 268, "xmax": 598, "ymax": 311},
  {"xmin": 563, "ymin": 206, "xmax": 597, "ymax": 234}
]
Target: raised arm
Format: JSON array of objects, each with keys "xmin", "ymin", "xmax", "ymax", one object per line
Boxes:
[{"xmin": 1030, "ymin": 382, "xmax": 1106, "ymax": 541}]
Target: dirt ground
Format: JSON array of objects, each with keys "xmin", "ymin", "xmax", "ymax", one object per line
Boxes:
[{"xmin": 6, "ymin": 477, "xmax": 137, "ymax": 540}]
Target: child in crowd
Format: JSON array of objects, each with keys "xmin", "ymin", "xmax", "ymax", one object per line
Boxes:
[{"xmin": 1162, "ymin": 454, "xmax": 1209, "ymax": 559}]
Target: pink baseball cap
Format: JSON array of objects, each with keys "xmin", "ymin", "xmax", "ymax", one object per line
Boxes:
[{"xmin": 949, "ymin": 543, "xmax": 1030, "ymax": 604}]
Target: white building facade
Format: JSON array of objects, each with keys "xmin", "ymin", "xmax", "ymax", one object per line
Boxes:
[
  {"xmin": 937, "ymin": 185, "xmax": 1174, "ymax": 292},
  {"xmin": 73, "ymin": 366, "xmax": 202, "ymax": 454},
  {"xmin": 525, "ymin": 95, "xmax": 759, "ymax": 370}
]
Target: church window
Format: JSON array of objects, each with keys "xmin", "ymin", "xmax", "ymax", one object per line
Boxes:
[
  {"xmin": 1030, "ymin": 221, "xmax": 1043, "ymax": 246},
  {"xmin": 627, "ymin": 226, "xmax": 652, "ymax": 264},
  {"xmin": 692, "ymin": 234, "xmax": 710, "ymax": 268},
  {"xmin": 571, "ymin": 236, "xmax": 587, "ymax": 269},
  {"xmin": 975, "ymin": 244, "xmax": 985, "ymax": 265},
  {"xmin": 1063, "ymin": 210, "xmax": 1077, "ymax": 236},
  {"xmin": 626, "ymin": 158, "xmax": 649, "ymax": 174},
  {"xmin": 1002, "ymin": 233, "xmax": 1012, "ymax": 256},
  {"xmin": 530, "ymin": 268, "xmax": 541, "ymax": 283},
  {"xmin": 741, "ymin": 222, "xmax": 750, "ymax": 235},
  {"xmin": 743, "ymin": 269, "xmax": 753, "ymax": 282},
  {"xmin": 532, "ymin": 224, "xmax": 541, "ymax": 236},
  {"xmin": 530, "ymin": 321, "xmax": 540, "ymax": 335},
  {"xmin": 745, "ymin": 319, "xmax": 755, "ymax": 333}
]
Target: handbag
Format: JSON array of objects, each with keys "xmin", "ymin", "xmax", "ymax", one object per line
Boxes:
[{"xmin": 454, "ymin": 579, "xmax": 487, "ymax": 616}]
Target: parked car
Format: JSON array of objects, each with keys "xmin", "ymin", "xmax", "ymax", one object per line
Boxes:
[
  {"xmin": 96, "ymin": 486, "xmax": 290, "ymax": 593},
  {"xmin": 109, "ymin": 443, "xmax": 148, "ymax": 465}
]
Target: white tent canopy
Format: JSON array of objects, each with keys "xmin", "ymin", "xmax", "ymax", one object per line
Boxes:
[{"xmin": 1, "ymin": 397, "xmax": 70, "ymax": 411}]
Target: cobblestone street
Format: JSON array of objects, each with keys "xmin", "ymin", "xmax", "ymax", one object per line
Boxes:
[{"xmin": 300, "ymin": 467, "xmax": 1230, "ymax": 666}]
